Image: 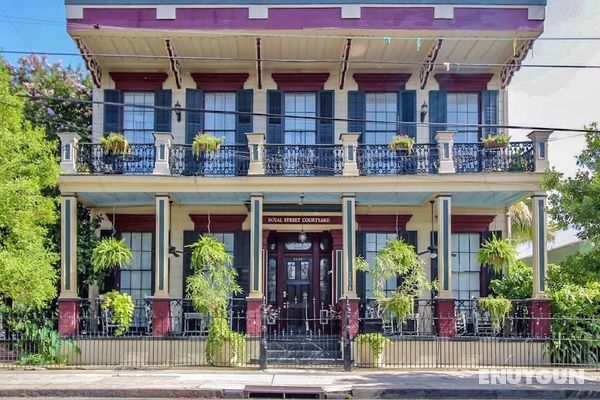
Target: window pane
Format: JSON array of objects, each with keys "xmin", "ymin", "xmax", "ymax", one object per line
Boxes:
[
  {"xmin": 365, "ymin": 93, "xmax": 397, "ymax": 144},
  {"xmin": 123, "ymin": 92, "xmax": 155, "ymax": 143},
  {"xmin": 447, "ymin": 93, "xmax": 479, "ymax": 143}
]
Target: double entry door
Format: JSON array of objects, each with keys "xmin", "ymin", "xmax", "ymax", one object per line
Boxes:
[{"xmin": 283, "ymin": 256, "xmax": 312, "ymax": 327}]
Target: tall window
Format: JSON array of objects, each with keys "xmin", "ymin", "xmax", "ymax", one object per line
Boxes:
[
  {"xmin": 452, "ymin": 233, "xmax": 480, "ymax": 301},
  {"xmin": 365, "ymin": 93, "xmax": 397, "ymax": 144},
  {"xmin": 364, "ymin": 233, "xmax": 397, "ymax": 298},
  {"xmin": 284, "ymin": 93, "xmax": 316, "ymax": 144},
  {"xmin": 447, "ymin": 93, "xmax": 479, "ymax": 143},
  {"xmin": 204, "ymin": 92, "xmax": 236, "ymax": 144},
  {"xmin": 123, "ymin": 92, "xmax": 154, "ymax": 143},
  {"xmin": 120, "ymin": 232, "xmax": 153, "ymax": 300}
]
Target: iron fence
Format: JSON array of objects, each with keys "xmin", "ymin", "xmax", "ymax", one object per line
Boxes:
[
  {"xmin": 264, "ymin": 144, "xmax": 344, "ymax": 176},
  {"xmin": 357, "ymin": 144, "xmax": 439, "ymax": 175},
  {"xmin": 453, "ymin": 142, "xmax": 534, "ymax": 173},
  {"xmin": 77, "ymin": 143, "xmax": 156, "ymax": 175},
  {"xmin": 169, "ymin": 144, "xmax": 249, "ymax": 176}
]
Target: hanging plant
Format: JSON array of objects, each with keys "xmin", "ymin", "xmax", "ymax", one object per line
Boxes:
[
  {"xmin": 477, "ymin": 235, "xmax": 517, "ymax": 272},
  {"xmin": 381, "ymin": 292, "xmax": 414, "ymax": 324},
  {"xmin": 388, "ymin": 135, "xmax": 415, "ymax": 152},
  {"xmin": 91, "ymin": 237, "xmax": 133, "ymax": 273},
  {"xmin": 192, "ymin": 132, "xmax": 224, "ymax": 158},
  {"xmin": 477, "ymin": 296, "xmax": 512, "ymax": 334},
  {"xmin": 101, "ymin": 290, "xmax": 135, "ymax": 336},
  {"xmin": 100, "ymin": 132, "xmax": 130, "ymax": 155},
  {"xmin": 481, "ymin": 133, "xmax": 510, "ymax": 149}
]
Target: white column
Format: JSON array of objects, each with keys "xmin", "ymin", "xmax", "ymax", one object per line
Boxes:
[
  {"xmin": 531, "ymin": 193, "xmax": 548, "ymax": 299},
  {"xmin": 57, "ymin": 132, "xmax": 81, "ymax": 174},
  {"xmin": 153, "ymin": 132, "xmax": 173, "ymax": 175},
  {"xmin": 342, "ymin": 195, "xmax": 357, "ymax": 297},
  {"xmin": 246, "ymin": 133, "xmax": 266, "ymax": 175},
  {"xmin": 527, "ymin": 130, "xmax": 552, "ymax": 172},
  {"xmin": 435, "ymin": 131, "xmax": 456, "ymax": 174},
  {"xmin": 437, "ymin": 194, "xmax": 453, "ymax": 298},
  {"xmin": 339, "ymin": 133, "xmax": 360, "ymax": 177},
  {"xmin": 249, "ymin": 194, "xmax": 264, "ymax": 298},
  {"xmin": 60, "ymin": 194, "xmax": 78, "ymax": 298},
  {"xmin": 154, "ymin": 194, "xmax": 170, "ymax": 298}
]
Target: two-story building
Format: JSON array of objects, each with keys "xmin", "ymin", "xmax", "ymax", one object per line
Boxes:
[{"xmin": 57, "ymin": 0, "xmax": 551, "ymax": 364}]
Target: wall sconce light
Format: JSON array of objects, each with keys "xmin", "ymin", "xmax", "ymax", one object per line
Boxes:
[
  {"xmin": 420, "ymin": 101, "xmax": 428, "ymax": 123},
  {"xmin": 174, "ymin": 101, "xmax": 182, "ymax": 122}
]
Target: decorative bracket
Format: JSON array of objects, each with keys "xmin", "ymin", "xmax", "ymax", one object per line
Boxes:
[
  {"xmin": 338, "ymin": 38, "xmax": 352, "ymax": 90},
  {"xmin": 75, "ymin": 37, "xmax": 102, "ymax": 88},
  {"xmin": 165, "ymin": 38, "xmax": 182, "ymax": 90},
  {"xmin": 419, "ymin": 39, "xmax": 443, "ymax": 90},
  {"xmin": 501, "ymin": 40, "xmax": 533, "ymax": 89}
]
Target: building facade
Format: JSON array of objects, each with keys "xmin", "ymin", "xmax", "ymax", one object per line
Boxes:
[{"xmin": 58, "ymin": 0, "xmax": 551, "ymax": 344}]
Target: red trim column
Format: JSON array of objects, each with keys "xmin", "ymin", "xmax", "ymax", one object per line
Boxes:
[
  {"xmin": 58, "ymin": 299, "xmax": 79, "ymax": 337},
  {"xmin": 340, "ymin": 297, "xmax": 359, "ymax": 338},
  {"xmin": 59, "ymin": 195, "xmax": 79, "ymax": 336},
  {"xmin": 152, "ymin": 298, "xmax": 171, "ymax": 337},
  {"xmin": 246, "ymin": 195, "xmax": 264, "ymax": 337},
  {"xmin": 528, "ymin": 299, "xmax": 551, "ymax": 338},
  {"xmin": 435, "ymin": 298, "xmax": 456, "ymax": 337}
]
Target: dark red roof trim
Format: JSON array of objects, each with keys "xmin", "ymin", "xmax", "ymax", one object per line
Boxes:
[
  {"xmin": 353, "ymin": 73, "xmax": 412, "ymax": 92},
  {"xmin": 434, "ymin": 73, "xmax": 494, "ymax": 92},
  {"xmin": 109, "ymin": 72, "xmax": 168, "ymax": 90},
  {"xmin": 452, "ymin": 215, "xmax": 496, "ymax": 232},
  {"xmin": 189, "ymin": 214, "xmax": 246, "ymax": 232},
  {"xmin": 191, "ymin": 73, "xmax": 249, "ymax": 91},
  {"xmin": 271, "ymin": 73, "xmax": 330, "ymax": 91},
  {"xmin": 107, "ymin": 214, "xmax": 156, "ymax": 232},
  {"xmin": 356, "ymin": 215, "xmax": 412, "ymax": 232}
]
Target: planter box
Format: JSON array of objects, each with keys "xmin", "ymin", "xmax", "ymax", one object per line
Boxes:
[{"xmin": 355, "ymin": 344, "xmax": 385, "ymax": 368}]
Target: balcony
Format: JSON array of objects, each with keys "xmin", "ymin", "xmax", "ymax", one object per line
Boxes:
[{"xmin": 60, "ymin": 131, "xmax": 549, "ymax": 178}]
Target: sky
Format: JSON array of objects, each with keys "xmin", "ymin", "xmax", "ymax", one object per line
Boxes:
[{"xmin": 0, "ymin": 0, "xmax": 598, "ymax": 177}]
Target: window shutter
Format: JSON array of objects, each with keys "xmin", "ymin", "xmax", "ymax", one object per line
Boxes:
[
  {"xmin": 154, "ymin": 89, "xmax": 172, "ymax": 133},
  {"xmin": 399, "ymin": 90, "xmax": 417, "ymax": 139},
  {"xmin": 103, "ymin": 89, "xmax": 123, "ymax": 135},
  {"xmin": 317, "ymin": 90, "xmax": 334, "ymax": 144},
  {"xmin": 430, "ymin": 231, "xmax": 438, "ymax": 297},
  {"xmin": 234, "ymin": 230, "xmax": 251, "ymax": 296},
  {"xmin": 185, "ymin": 89, "xmax": 204, "ymax": 144},
  {"xmin": 236, "ymin": 89, "xmax": 253, "ymax": 144},
  {"xmin": 347, "ymin": 90, "xmax": 366, "ymax": 143},
  {"xmin": 428, "ymin": 90, "xmax": 447, "ymax": 143},
  {"xmin": 481, "ymin": 90, "xmax": 499, "ymax": 137},
  {"xmin": 267, "ymin": 90, "xmax": 284, "ymax": 144},
  {"xmin": 480, "ymin": 230, "xmax": 502, "ymax": 297},
  {"xmin": 182, "ymin": 230, "xmax": 201, "ymax": 293},
  {"xmin": 356, "ymin": 232, "xmax": 366, "ymax": 299}
]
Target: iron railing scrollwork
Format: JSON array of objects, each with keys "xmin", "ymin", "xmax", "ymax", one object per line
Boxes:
[
  {"xmin": 77, "ymin": 143, "xmax": 155, "ymax": 175},
  {"xmin": 454, "ymin": 142, "xmax": 534, "ymax": 173},
  {"xmin": 169, "ymin": 144, "xmax": 249, "ymax": 176},
  {"xmin": 357, "ymin": 144, "xmax": 439, "ymax": 175},
  {"xmin": 264, "ymin": 144, "xmax": 344, "ymax": 176}
]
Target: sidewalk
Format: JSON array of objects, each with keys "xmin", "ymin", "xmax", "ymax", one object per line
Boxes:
[{"xmin": 0, "ymin": 368, "xmax": 598, "ymax": 399}]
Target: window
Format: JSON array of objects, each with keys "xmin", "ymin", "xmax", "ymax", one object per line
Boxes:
[
  {"xmin": 452, "ymin": 233, "xmax": 480, "ymax": 301},
  {"xmin": 447, "ymin": 93, "xmax": 479, "ymax": 143},
  {"xmin": 123, "ymin": 92, "xmax": 154, "ymax": 143},
  {"xmin": 364, "ymin": 233, "xmax": 397, "ymax": 298},
  {"xmin": 284, "ymin": 93, "xmax": 316, "ymax": 144},
  {"xmin": 204, "ymin": 92, "xmax": 236, "ymax": 145},
  {"xmin": 120, "ymin": 232, "xmax": 153, "ymax": 329},
  {"xmin": 365, "ymin": 93, "xmax": 397, "ymax": 144}
]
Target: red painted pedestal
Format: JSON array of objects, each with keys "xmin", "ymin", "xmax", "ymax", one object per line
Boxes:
[
  {"xmin": 435, "ymin": 298, "xmax": 456, "ymax": 337},
  {"xmin": 152, "ymin": 298, "xmax": 171, "ymax": 337},
  {"xmin": 58, "ymin": 298, "xmax": 80, "ymax": 337},
  {"xmin": 340, "ymin": 298, "xmax": 359, "ymax": 338},
  {"xmin": 528, "ymin": 299, "xmax": 551, "ymax": 338},
  {"xmin": 246, "ymin": 298, "xmax": 263, "ymax": 337}
]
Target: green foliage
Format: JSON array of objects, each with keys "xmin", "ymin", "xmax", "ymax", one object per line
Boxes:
[
  {"xmin": 91, "ymin": 237, "xmax": 133, "ymax": 273},
  {"xmin": 13, "ymin": 320, "xmax": 79, "ymax": 366},
  {"xmin": 481, "ymin": 133, "xmax": 510, "ymax": 148},
  {"xmin": 76, "ymin": 206, "xmax": 103, "ymax": 294},
  {"xmin": 100, "ymin": 132, "xmax": 129, "ymax": 155},
  {"xmin": 101, "ymin": 290, "xmax": 135, "ymax": 336},
  {"xmin": 192, "ymin": 133, "xmax": 224, "ymax": 157},
  {"xmin": 508, "ymin": 199, "xmax": 557, "ymax": 245},
  {"xmin": 547, "ymin": 257, "xmax": 599, "ymax": 294},
  {"xmin": 0, "ymin": 58, "xmax": 59, "ymax": 308},
  {"xmin": 388, "ymin": 135, "xmax": 414, "ymax": 152},
  {"xmin": 477, "ymin": 296, "xmax": 512, "ymax": 334},
  {"xmin": 381, "ymin": 293, "xmax": 413, "ymax": 323},
  {"xmin": 355, "ymin": 332, "xmax": 389, "ymax": 358},
  {"xmin": 477, "ymin": 235, "xmax": 517, "ymax": 272},
  {"xmin": 490, "ymin": 261, "xmax": 533, "ymax": 299},
  {"xmin": 206, "ymin": 316, "xmax": 246, "ymax": 365}
]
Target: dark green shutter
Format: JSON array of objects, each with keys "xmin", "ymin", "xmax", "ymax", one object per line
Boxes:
[
  {"xmin": 236, "ymin": 89, "xmax": 253, "ymax": 144},
  {"xmin": 317, "ymin": 90, "xmax": 334, "ymax": 144},
  {"xmin": 103, "ymin": 89, "xmax": 123, "ymax": 135},
  {"xmin": 182, "ymin": 230, "xmax": 201, "ymax": 293},
  {"xmin": 481, "ymin": 90, "xmax": 499, "ymax": 137},
  {"xmin": 348, "ymin": 90, "xmax": 366, "ymax": 143},
  {"xmin": 356, "ymin": 232, "xmax": 366, "ymax": 299},
  {"xmin": 480, "ymin": 230, "xmax": 502, "ymax": 297},
  {"xmin": 154, "ymin": 89, "xmax": 172, "ymax": 133},
  {"xmin": 399, "ymin": 90, "xmax": 417, "ymax": 139},
  {"xmin": 234, "ymin": 231, "xmax": 251, "ymax": 296},
  {"xmin": 429, "ymin": 90, "xmax": 447, "ymax": 142},
  {"xmin": 267, "ymin": 90, "xmax": 284, "ymax": 144},
  {"xmin": 185, "ymin": 89, "xmax": 204, "ymax": 144}
]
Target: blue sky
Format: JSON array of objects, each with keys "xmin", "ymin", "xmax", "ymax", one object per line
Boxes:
[{"xmin": 1, "ymin": 0, "xmax": 598, "ymax": 175}]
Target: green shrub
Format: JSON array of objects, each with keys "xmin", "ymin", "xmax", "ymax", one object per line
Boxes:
[
  {"xmin": 490, "ymin": 261, "xmax": 533, "ymax": 299},
  {"xmin": 355, "ymin": 333, "xmax": 389, "ymax": 359},
  {"xmin": 477, "ymin": 297, "xmax": 512, "ymax": 334},
  {"xmin": 101, "ymin": 290, "xmax": 135, "ymax": 336}
]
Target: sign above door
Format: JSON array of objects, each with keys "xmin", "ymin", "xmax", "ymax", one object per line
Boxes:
[{"xmin": 263, "ymin": 216, "xmax": 342, "ymax": 225}]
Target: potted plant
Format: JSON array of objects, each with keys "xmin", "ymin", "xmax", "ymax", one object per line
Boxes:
[
  {"xmin": 186, "ymin": 235, "xmax": 244, "ymax": 366},
  {"xmin": 100, "ymin": 290, "xmax": 135, "ymax": 336},
  {"xmin": 388, "ymin": 135, "xmax": 415, "ymax": 153},
  {"xmin": 76, "ymin": 161, "xmax": 90, "ymax": 174},
  {"xmin": 477, "ymin": 296, "xmax": 512, "ymax": 334},
  {"xmin": 192, "ymin": 132, "xmax": 224, "ymax": 158},
  {"xmin": 91, "ymin": 237, "xmax": 133, "ymax": 273},
  {"xmin": 477, "ymin": 235, "xmax": 517, "ymax": 272},
  {"xmin": 355, "ymin": 332, "xmax": 389, "ymax": 367},
  {"xmin": 481, "ymin": 133, "xmax": 510, "ymax": 149},
  {"xmin": 100, "ymin": 132, "xmax": 130, "ymax": 155}
]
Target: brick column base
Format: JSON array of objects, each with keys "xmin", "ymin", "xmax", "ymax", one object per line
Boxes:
[
  {"xmin": 528, "ymin": 299, "xmax": 551, "ymax": 338},
  {"xmin": 152, "ymin": 298, "xmax": 171, "ymax": 337},
  {"xmin": 340, "ymin": 298, "xmax": 359, "ymax": 338},
  {"xmin": 246, "ymin": 298, "xmax": 263, "ymax": 337},
  {"xmin": 435, "ymin": 298, "xmax": 456, "ymax": 337},
  {"xmin": 58, "ymin": 298, "xmax": 80, "ymax": 337}
]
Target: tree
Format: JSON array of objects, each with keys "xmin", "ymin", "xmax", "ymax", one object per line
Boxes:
[{"xmin": 0, "ymin": 58, "xmax": 59, "ymax": 309}]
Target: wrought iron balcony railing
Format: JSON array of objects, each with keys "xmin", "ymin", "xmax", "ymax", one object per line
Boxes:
[
  {"xmin": 356, "ymin": 144, "xmax": 439, "ymax": 175},
  {"xmin": 453, "ymin": 142, "xmax": 534, "ymax": 173},
  {"xmin": 169, "ymin": 144, "xmax": 249, "ymax": 176},
  {"xmin": 77, "ymin": 143, "xmax": 156, "ymax": 175},
  {"xmin": 264, "ymin": 144, "xmax": 344, "ymax": 176}
]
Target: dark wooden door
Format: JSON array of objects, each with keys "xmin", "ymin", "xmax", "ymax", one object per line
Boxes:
[{"xmin": 283, "ymin": 256, "xmax": 312, "ymax": 329}]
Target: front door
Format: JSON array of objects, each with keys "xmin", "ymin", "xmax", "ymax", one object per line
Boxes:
[{"xmin": 284, "ymin": 256, "xmax": 312, "ymax": 330}]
